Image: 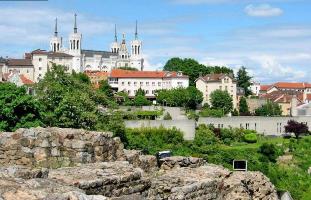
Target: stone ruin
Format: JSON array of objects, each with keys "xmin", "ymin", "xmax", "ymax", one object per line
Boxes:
[{"xmin": 0, "ymin": 127, "xmax": 279, "ymax": 200}]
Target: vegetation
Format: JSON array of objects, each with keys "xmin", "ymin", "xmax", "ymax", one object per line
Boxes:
[
  {"xmin": 156, "ymin": 86, "xmax": 203, "ymax": 109},
  {"xmin": 255, "ymin": 101, "xmax": 282, "ymax": 116},
  {"xmin": 163, "ymin": 57, "xmax": 233, "ymax": 86},
  {"xmin": 163, "ymin": 112, "xmax": 172, "ymax": 120},
  {"xmin": 239, "ymin": 96, "xmax": 250, "ymax": 116},
  {"xmin": 0, "ymin": 83, "xmax": 43, "ymax": 131},
  {"xmin": 118, "ymin": 66, "xmax": 139, "ymax": 71},
  {"xmin": 285, "ymin": 120, "xmax": 309, "ymax": 139},
  {"xmin": 237, "ymin": 66, "xmax": 252, "ymax": 96},
  {"xmin": 210, "ymin": 89, "xmax": 233, "ymax": 114},
  {"xmin": 199, "ymin": 108, "xmax": 224, "ymax": 117}
]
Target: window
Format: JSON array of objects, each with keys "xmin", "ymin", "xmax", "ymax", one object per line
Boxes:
[
  {"xmin": 134, "ymin": 82, "xmax": 137, "ymax": 86},
  {"xmin": 128, "ymin": 90, "xmax": 131, "ymax": 95},
  {"xmin": 146, "ymin": 90, "xmax": 149, "ymax": 94},
  {"xmin": 39, "ymin": 58, "xmax": 42, "ymax": 62},
  {"xmin": 177, "ymin": 82, "xmax": 183, "ymax": 87},
  {"xmin": 140, "ymin": 82, "xmax": 143, "ymax": 86},
  {"xmin": 152, "ymin": 82, "xmax": 155, "ymax": 86},
  {"xmin": 152, "ymin": 90, "xmax": 155, "ymax": 94},
  {"xmin": 27, "ymin": 69, "xmax": 29, "ymax": 73},
  {"xmin": 39, "ymin": 67, "xmax": 42, "ymax": 71},
  {"xmin": 122, "ymin": 82, "xmax": 124, "ymax": 86},
  {"xmin": 158, "ymin": 82, "xmax": 161, "ymax": 86},
  {"xmin": 128, "ymin": 81, "xmax": 131, "ymax": 86},
  {"xmin": 146, "ymin": 82, "xmax": 150, "ymax": 86}
]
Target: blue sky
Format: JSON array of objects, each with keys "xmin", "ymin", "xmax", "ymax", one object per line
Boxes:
[{"xmin": 0, "ymin": 0, "xmax": 310, "ymax": 83}]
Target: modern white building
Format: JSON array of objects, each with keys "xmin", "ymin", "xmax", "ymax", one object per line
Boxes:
[
  {"xmin": 195, "ymin": 73, "xmax": 237, "ymax": 108},
  {"xmin": 108, "ymin": 69, "xmax": 189, "ymax": 98}
]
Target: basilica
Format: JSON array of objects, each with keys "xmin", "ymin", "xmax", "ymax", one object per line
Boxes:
[{"xmin": 49, "ymin": 14, "xmax": 144, "ymax": 73}]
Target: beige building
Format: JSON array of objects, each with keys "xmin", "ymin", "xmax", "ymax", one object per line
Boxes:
[
  {"xmin": 195, "ymin": 74, "xmax": 237, "ymax": 108},
  {"xmin": 6, "ymin": 59, "xmax": 34, "ymax": 81}
]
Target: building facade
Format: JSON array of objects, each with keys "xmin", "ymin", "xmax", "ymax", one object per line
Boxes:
[
  {"xmin": 108, "ymin": 69, "xmax": 189, "ymax": 98},
  {"xmin": 195, "ymin": 74, "xmax": 237, "ymax": 108}
]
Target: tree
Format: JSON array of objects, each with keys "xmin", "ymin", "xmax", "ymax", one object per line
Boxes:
[
  {"xmin": 237, "ymin": 66, "xmax": 252, "ymax": 96},
  {"xmin": 194, "ymin": 124, "xmax": 219, "ymax": 146},
  {"xmin": 98, "ymin": 80, "xmax": 114, "ymax": 98},
  {"xmin": 239, "ymin": 96, "xmax": 250, "ymax": 115},
  {"xmin": 0, "ymin": 83, "xmax": 43, "ymax": 131},
  {"xmin": 185, "ymin": 86, "xmax": 203, "ymax": 109},
  {"xmin": 285, "ymin": 120, "xmax": 309, "ymax": 139},
  {"xmin": 254, "ymin": 101, "xmax": 282, "ymax": 116},
  {"xmin": 210, "ymin": 89, "xmax": 233, "ymax": 114},
  {"xmin": 164, "ymin": 57, "xmax": 233, "ymax": 86}
]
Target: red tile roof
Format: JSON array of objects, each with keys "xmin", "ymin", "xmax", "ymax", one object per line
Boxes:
[
  {"xmin": 109, "ymin": 69, "xmax": 188, "ymax": 78},
  {"xmin": 19, "ymin": 74, "xmax": 34, "ymax": 85},
  {"xmin": 198, "ymin": 73, "xmax": 235, "ymax": 82},
  {"xmin": 260, "ymin": 85, "xmax": 272, "ymax": 91},
  {"xmin": 7, "ymin": 59, "xmax": 33, "ymax": 67},
  {"xmin": 85, "ymin": 70, "xmax": 108, "ymax": 78},
  {"xmin": 273, "ymin": 82, "xmax": 308, "ymax": 89},
  {"xmin": 260, "ymin": 91, "xmax": 303, "ymax": 103}
]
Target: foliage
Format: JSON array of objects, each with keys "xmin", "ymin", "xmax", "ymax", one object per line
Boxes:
[
  {"xmin": 239, "ymin": 96, "xmax": 250, "ymax": 115},
  {"xmin": 254, "ymin": 101, "xmax": 282, "ymax": 116},
  {"xmin": 232, "ymin": 108, "xmax": 239, "ymax": 116},
  {"xmin": 133, "ymin": 95, "xmax": 151, "ymax": 106},
  {"xmin": 98, "ymin": 79, "xmax": 114, "ymax": 98},
  {"xmin": 163, "ymin": 57, "xmax": 233, "ymax": 86},
  {"xmin": 163, "ymin": 112, "xmax": 172, "ymax": 120},
  {"xmin": 210, "ymin": 89, "xmax": 233, "ymax": 114},
  {"xmin": 186, "ymin": 110, "xmax": 199, "ymax": 121},
  {"xmin": 118, "ymin": 66, "xmax": 138, "ymax": 71},
  {"xmin": 285, "ymin": 120, "xmax": 309, "ymax": 139},
  {"xmin": 72, "ymin": 72, "xmax": 91, "ymax": 84},
  {"xmin": 199, "ymin": 108, "xmax": 224, "ymax": 117},
  {"xmin": 243, "ymin": 133, "xmax": 258, "ymax": 143},
  {"xmin": 237, "ymin": 66, "xmax": 252, "ymax": 96},
  {"xmin": 258, "ymin": 143, "xmax": 279, "ymax": 162},
  {"xmin": 125, "ymin": 126, "xmax": 184, "ymax": 154},
  {"xmin": 156, "ymin": 87, "xmax": 203, "ymax": 109},
  {"xmin": 194, "ymin": 124, "xmax": 219, "ymax": 146},
  {"xmin": 0, "ymin": 83, "xmax": 43, "ymax": 131},
  {"xmin": 136, "ymin": 88, "xmax": 145, "ymax": 96}
]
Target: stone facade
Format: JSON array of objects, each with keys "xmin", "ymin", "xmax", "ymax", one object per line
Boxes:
[
  {"xmin": 0, "ymin": 127, "xmax": 125, "ymax": 168},
  {"xmin": 0, "ymin": 127, "xmax": 279, "ymax": 200}
]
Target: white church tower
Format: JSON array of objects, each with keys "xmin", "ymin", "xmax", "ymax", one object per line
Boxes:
[
  {"xmin": 68, "ymin": 14, "xmax": 82, "ymax": 72},
  {"xmin": 110, "ymin": 24, "xmax": 120, "ymax": 54},
  {"xmin": 50, "ymin": 18, "xmax": 62, "ymax": 52},
  {"xmin": 130, "ymin": 21, "xmax": 144, "ymax": 70}
]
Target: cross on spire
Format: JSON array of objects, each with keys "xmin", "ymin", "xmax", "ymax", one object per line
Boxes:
[
  {"xmin": 54, "ymin": 18, "xmax": 58, "ymax": 37},
  {"xmin": 74, "ymin": 13, "xmax": 77, "ymax": 33}
]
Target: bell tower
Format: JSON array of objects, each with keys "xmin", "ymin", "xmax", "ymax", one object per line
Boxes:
[{"xmin": 50, "ymin": 18, "xmax": 62, "ymax": 52}]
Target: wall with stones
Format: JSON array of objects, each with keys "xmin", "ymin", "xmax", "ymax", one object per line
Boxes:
[{"xmin": 0, "ymin": 127, "xmax": 125, "ymax": 168}]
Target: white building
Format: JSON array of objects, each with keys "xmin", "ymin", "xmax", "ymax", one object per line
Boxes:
[
  {"xmin": 250, "ymin": 81, "xmax": 260, "ymax": 96},
  {"xmin": 108, "ymin": 69, "xmax": 189, "ymax": 98},
  {"xmin": 195, "ymin": 73, "xmax": 237, "ymax": 108},
  {"xmin": 49, "ymin": 15, "xmax": 144, "ymax": 73}
]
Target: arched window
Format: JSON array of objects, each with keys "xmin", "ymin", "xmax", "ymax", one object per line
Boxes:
[
  {"xmin": 138, "ymin": 46, "xmax": 140, "ymax": 55},
  {"xmin": 57, "ymin": 43, "xmax": 60, "ymax": 51},
  {"xmin": 77, "ymin": 40, "xmax": 79, "ymax": 50},
  {"xmin": 53, "ymin": 43, "xmax": 56, "ymax": 52},
  {"xmin": 73, "ymin": 40, "xmax": 76, "ymax": 49},
  {"xmin": 122, "ymin": 55, "xmax": 124, "ymax": 59},
  {"xmin": 135, "ymin": 46, "xmax": 137, "ymax": 55}
]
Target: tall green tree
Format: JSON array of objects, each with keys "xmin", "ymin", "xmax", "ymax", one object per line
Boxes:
[
  {"xmin": 99, "ymin": 80, "xmax": 114, "ymax": 98},
  {"xmin": 164, "ymin": 57, "xmax": 233, "ymax": 86},
  {"xmin": 254, "ymin": 101, "xmax": 282, "ymax": 116},
  {"xmin": 237, "ymin": 66, "xmax": 252, "ymax": 96},
  {"xmin": 0, "ymin": 83, "xmax": 43, "ymax": 131},
  {"xmin": 210, "ymin": 89, "xmax": 233, "ymax": 114},
  {"xmin": 239, "ymin": 96, "xmax": 250, "ymax": 115}
]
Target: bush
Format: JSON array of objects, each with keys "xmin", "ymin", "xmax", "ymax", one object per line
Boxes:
[
  {"xmin": 243, "ymin": 133, "xmax": 257, "ymax": 143},
  {"xmin": 199, "ymin": 108, "xmax": 224, "ymax": 117},
  {"xmin": 258, "ymin": 143, "xmax": 278, "ymax": 162},
  {"xmin": 163, "ymin": 112, "xmax": 172, "ymax": 120},
  {"xmin": 186, "ymin": 110, "xmax": 199, "ymax": 121},
  {"xmin": 194, "ymin": 124, "xmax": 219, "ymax": 146}
]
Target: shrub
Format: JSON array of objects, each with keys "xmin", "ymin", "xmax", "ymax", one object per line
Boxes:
[
  {"xmin": 194, "ymin": 124, "xmax": 219, "ymax": 146},
  {"xmin": 258, "ymin": 143, "xmax": 278, "ymax": 162},
  {"xmin": 243, "ymin": 133, "xmax": 257, "ymax": 143},
  {"xmin": 199, "ymin": 108, "xmax": 224, "ymax": 117},
  {"xmin": 163, "ymin": 112, "xmax": 172, "ymax": 120},
  {"xmin": 186, "ymin": 110, "xmax": 199, "ymax": 121}
]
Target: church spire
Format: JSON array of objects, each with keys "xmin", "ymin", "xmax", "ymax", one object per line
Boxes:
[
  {"xmin": 74, "ymin": 13, "xmax": 77, "ymax": 33},
  {"xmin": 114, "ymin": 24, "xmax": 117, "ymax": 42},
  {"xmin": 135, "ymin": 20, "xmax": 138, "ymax": 40},
  {"xmin": 54, "ymin": 18, "xmax": 58, "ymax": 37}
]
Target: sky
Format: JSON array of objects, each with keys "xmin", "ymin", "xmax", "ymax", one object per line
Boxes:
[{"xmin": 0, "ymin": 0, "xmax": 310, "ymax": 83}]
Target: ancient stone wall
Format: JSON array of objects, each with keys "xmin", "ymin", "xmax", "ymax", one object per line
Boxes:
[{"xmin": 0, "ymin": 127, "xmax": 125, "ymax": 168}]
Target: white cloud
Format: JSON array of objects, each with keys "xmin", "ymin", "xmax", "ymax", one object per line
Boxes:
[{"xmin": 245, "ymin": 4, "xmax": 283, "ymax": 17}]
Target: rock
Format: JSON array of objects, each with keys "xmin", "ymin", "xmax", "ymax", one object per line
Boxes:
[
  {"xmin": 159, "ymin": 156, "xmax": 205, "ymax": 170},
  {"xmin": 0, "ymin": 178, "xmax": 108, "ymax": 200},
  {"xmin": 48, "ymin": 161, "xmax": 151, "ymax": 197},
  {"xmin": 0, "ymin": 127, "xmax": 125, "ymax": 168},
  {"xmin": 124, "ymin": 150, "xmax": 158, "ymax": 173},
  {"xmin": 0, "ymin": 166, "xmax": 48, "ymax": 179}
]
